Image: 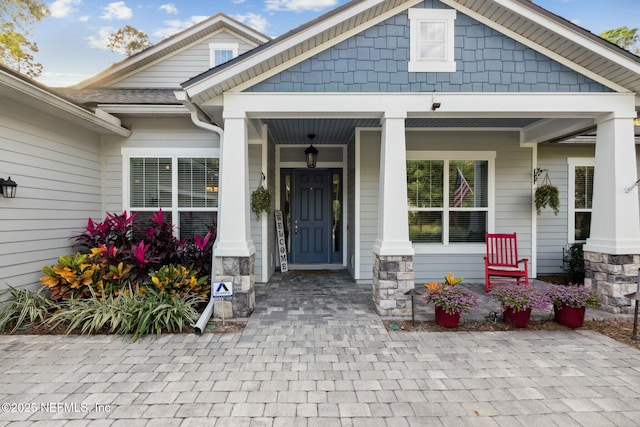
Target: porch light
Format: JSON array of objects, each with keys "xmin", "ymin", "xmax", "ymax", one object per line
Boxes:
[
  {"xmin": 0, "ymin": 176, "xmax": 17, "ymax": 198},
  {"xmin": 305, "ymin": 134, "xmax": 318, "ymax": 168}
]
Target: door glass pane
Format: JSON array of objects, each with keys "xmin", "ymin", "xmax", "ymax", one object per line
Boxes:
[
  {"xmin": 449, "ymin": 160, "xmax": 488, "ymax": 208},
  {"xmin": 332, "ymin": 173, "xmax": 341, "ymax": 253},
  {"xmin": 407, "ymin": 160, "xmax": 443, "ymax": 208},
  {"xmin": 180, "ymin": 212, "xmax": 218, "ymax": 239},
  {"xmin": 575, "ymin": 212, "xmax": 591, "ymax": 241},
  {"xmin": 282, "ymin": 172, "xmax": 291, "ymax": 252},
  {"xmin": 449, "ymin": 211, "xmax": 487, "ymax": 243},
  {"xmin": 409, "ymin": 211, "xmax": 442, "ymax": 243}
]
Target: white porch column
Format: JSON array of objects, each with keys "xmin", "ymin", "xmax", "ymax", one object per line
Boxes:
[
  {"xmin": 215, "ymin": 114, "xmax": 255, "ymax": 256},
  {"xmin": 213, "ymin": 113, "xmax": 256, "ymax": 317},
  {"xmin": 584, "ymin": 115, "xmax": 640, "ymax": 254},
  {"xmin": 584, "ymin": 113, "xmax": 640, "ymax": 314},
  {"xmin": 372, "ymin": 113, "xmax": 414, "ymax": 317},
  {"xmin": 373, "ymin": 114, "xmax": 414, "ymax": 256}
]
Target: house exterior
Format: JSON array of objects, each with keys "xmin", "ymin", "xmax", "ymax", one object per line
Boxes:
[{"xmin": 2, "ymin": 0, "xmax": 640, "ymax": 317}]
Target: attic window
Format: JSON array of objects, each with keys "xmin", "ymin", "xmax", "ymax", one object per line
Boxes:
[
  {"xmin": 408, "ymin": 8, "xmax": 456, "ymax": 73},
  {"xmin": 209, "ymin": 43, "xmax": 238, "ymax": 67}
]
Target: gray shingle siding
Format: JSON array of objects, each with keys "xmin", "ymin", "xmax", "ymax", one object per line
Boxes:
[{"xmin": 248, "ymin": 3, "xmax": 610, "ymax": 93}]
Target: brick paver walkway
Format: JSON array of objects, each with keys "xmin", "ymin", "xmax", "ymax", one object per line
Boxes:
[{"xmin": 1, "ymin": 270, "xmax": 639, "ymax": 426}]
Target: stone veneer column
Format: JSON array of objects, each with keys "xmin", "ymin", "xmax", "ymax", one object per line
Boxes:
[
  {"xmin": 214, "ymin": 255, "xmax": 255, "ymax": 318},
  {"xmin": 584, "ymin": 252, "xmax": 638, "ymax": 314},
  {"xmin": 373, "ymin": 254, "xmax": 414, "ymax": 317},
  {"xmin": 372, "ymin": 112, "xmax": 414, "ymax": 317}
]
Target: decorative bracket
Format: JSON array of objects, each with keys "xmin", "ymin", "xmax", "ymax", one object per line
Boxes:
[
  {"xmin": 533, "ymin": 168, "xmax": 547, "ymax": 184},
  {"xmin": 625, "ymin": 177, "xmax": 640, "ymax": 193}
]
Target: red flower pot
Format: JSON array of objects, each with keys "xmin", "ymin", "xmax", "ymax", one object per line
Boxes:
[
  {"xmin": 503, "ymin": 307, "xmax": 532, "ymax": 328},
  {"xmin": 435, "ymin": 306, "xmax": 460, "ymax": 328},
  {"xmin": 554, "ymin": 305, "xmax": 586, "ymax": 328}
]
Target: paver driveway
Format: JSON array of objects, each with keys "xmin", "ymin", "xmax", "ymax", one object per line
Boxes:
[{"xmin": 1, "ymin": 270, "xmax": 639, "ymax": 426}]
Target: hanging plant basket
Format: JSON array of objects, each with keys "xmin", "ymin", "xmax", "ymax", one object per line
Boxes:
[
  {"xmin": 535, "ymin": 171, "xmax": 559, "ymax": 215},
  {"xmin": 251, "ymin": 175, "xmax": 272, "ymax": 220}
]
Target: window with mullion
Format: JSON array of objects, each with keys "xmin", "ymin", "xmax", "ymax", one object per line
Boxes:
[
  {"xmin": 407, "ymin": 158, "xmax": 488, "ymax": 244},
  {"xmin": 129, "ymin": 157, "xmax": 219, "ymax": 240}
]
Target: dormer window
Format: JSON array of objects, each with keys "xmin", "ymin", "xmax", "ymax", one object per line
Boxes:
[
  {"xmin": 408, "ymin": 8, "xmax": 456, "ymax": 73},
  {"xmin": 209, "ymin": 43, "xmax": 239, "ymax": 67}
]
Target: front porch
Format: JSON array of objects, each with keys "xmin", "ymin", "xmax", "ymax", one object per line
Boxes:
[{"xmin": 252, "ymin": 270, "xmax": 628, "ymax": 324}]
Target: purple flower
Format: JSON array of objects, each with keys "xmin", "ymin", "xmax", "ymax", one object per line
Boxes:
[
  {"xmin": 490, "ymin": 285, "xmax": 551, "ymax": 312},
  {"xmin": 548, "ymin": 285, "xmax": 601, "ymax": 308}
]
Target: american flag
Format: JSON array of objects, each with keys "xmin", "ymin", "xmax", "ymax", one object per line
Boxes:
[{"xmin": 453, "ymin": 167, "xmax": 472, "ymax": 207}]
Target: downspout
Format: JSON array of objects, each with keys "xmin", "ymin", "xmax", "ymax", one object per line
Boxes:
[{"xmin": 175, "ymin": 90, "xmax": 224, "ymax": 335}]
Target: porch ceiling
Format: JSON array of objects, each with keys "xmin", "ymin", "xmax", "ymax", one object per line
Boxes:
[{"xmin": 264, "ymin": 117, "xmax": 541, "ymax": 144}]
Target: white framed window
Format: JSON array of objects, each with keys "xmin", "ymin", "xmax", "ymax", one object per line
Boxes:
[
  {"xmin": 568, "ymin": 158, "xmax": 594, "ymax": 242},
  {"xmin": 407, "ymin": 151, "xmax": 495, "ymax": 254},
  {"xmin": 122, "ymin": 148, "xmax": 220, "ymax": 239},
  {"xmin": 209, "ymin": 43, "xmax": 238, "ymax": 68},
  {"xmin": 408, "ymin": 8, "xmax": 457, "ymax": 73}
]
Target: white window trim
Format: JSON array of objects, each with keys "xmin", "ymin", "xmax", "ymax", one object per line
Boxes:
[
  {"xmin": 122, "ymin": 147, "xmax": 220, "ymax": 238},
  {"xmin": 407, "ymin": 151, "xmax": 495, "ymax": 254},
  {"xmin": 209, "ymin": 43, "xmax": 239, "ymax": 68},
  {"xmin": 567, "ymin": 157, "xmax": 594, "ymax": 243},
  {"xmin": 408, "ymin": 8, "xmax": 456, "ymax": 73}
]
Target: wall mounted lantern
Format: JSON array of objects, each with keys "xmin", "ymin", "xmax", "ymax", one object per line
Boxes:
[
  {"xmin": 0, "ymin": 177, "xmax": 17, "ymax": 198},
  {"xmin": 305, "ymin": 134, "xmax": 318, "ymax": 168}
]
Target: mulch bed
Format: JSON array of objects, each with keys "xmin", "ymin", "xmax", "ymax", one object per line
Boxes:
[{"xmin": 384, "ymin": 319, "xmax": 640, "ymax": 350}]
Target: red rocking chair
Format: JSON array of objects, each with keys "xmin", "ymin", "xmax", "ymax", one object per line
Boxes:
[{"xmin": 484, "ymin": 232, "xmax": 529, "ymax": 292}]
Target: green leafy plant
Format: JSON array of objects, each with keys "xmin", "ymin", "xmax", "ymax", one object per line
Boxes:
[
  {"xmin": 146, "ymin": 264, "xmax": 209, "ymax": 298},
  {"xmin": 566, "ymin": 242, "xmax": 585, "ymax": 285},
  {"xmin": 46, "ymin": 289, "xmax": 203, "ymax": 341},
  {"xmin": 0, "ymin": 286, "xmax": 59, "ymax": 333},
  {"xmin": 251, "ymin": 186, "xmax": 272, "ymax": 220},
  {"xmin": 535, "ymin": 184, "xmax": 560, "ymax": 215}
]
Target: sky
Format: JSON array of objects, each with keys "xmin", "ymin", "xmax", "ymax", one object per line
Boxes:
[{"xmin": 26, "ymin": 0, "xmax": 640, "ymax": 87}]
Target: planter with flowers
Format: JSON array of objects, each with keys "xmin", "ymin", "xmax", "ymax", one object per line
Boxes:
[
  {"xmin": 549, "ymin": 285, "xmax": 601, "ymax": 328},
  {"xmin": 423, "ymin": 273, "xmax": 480, "ymax": 328},
  {"xmin": 490, "ymin": 285, "xmax": 552, "ymax": 328}
]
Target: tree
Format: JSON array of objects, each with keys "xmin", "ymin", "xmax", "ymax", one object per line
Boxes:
[
  {"xmin": 599, "ymin": 26, "xmax": 640, "ymax": 54},
  {"xmin": 107, "ymin": 26, "xmax": 151, "ymax": 57},
  {"xmin": 0, "ymin": 0, "xmax": 49, "ymax": 78}
]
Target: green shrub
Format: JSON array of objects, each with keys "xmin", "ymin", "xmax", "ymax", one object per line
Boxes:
[
  {"xmin": 0, "ymin": 286, "xmax": 60, "ymax": 333},
  {"xmin": 567, "ymin": 242, "xmax": 585, "ymax": 285},
  {"xmin": 46, "ymin": 289, "xmax": 203, "ymax": 341}
]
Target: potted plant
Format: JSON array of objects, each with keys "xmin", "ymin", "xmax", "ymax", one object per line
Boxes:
[
  {"xmin": 251, "ymin": 186, "xmax": 272, "ymax": 220},
  {"xmin": 490, "ymin": 285, "xmax": 551, "ymax": 328},
  {"xmin": 548, "ymin": 285, "xmax": 601, "ymax": 328},
  {"xmin": 423, "ymin": 273, "xmax": 479, "ymax": 328},
  {"xmin": 535, "ymin": 184, "xmax": 560, "ymax": 215}
]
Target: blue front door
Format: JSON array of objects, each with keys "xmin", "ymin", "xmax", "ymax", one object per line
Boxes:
[{"xmin": 292, "ymin": 169, "xmax": 331, "ymax": 263}]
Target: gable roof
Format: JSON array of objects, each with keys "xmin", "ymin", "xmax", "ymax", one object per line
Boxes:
[
  {"xmin": 0, "ymin": 65, "xmax": 130, "ymax": 136},
  {"xmin": 181, "ymin": 0, "xmax": 640, "ymax": 105},
  {"xmin": 73, "ymin": 13, "xmax": 271, "ymax": 89}
]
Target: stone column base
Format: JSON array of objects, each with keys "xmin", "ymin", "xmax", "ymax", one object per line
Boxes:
[
  {"xmin": 584, "ymin": 251, "xmax": 639, "ymax": 314},
  {"xmin": 373, "ymin": 254, "xmax": 414, "ymax": 317},
  {"xmin": 214, "ymin": 254, "xmax": 255, "ymax": 318}
]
